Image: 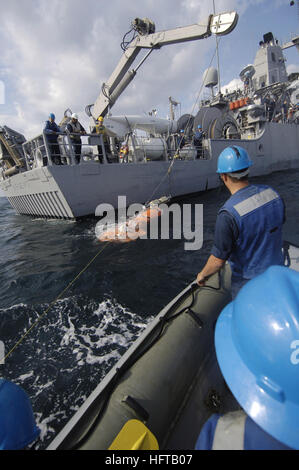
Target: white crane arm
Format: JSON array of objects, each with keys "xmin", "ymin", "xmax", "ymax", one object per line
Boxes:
[{"xmin": 91, "ymin": 11, "xmax": 238, "ymax": 121}]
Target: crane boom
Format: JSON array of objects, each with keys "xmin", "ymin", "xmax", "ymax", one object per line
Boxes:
[{"xmin": 91, "ymin": 11, "xmax": 238, "ymax": 121}]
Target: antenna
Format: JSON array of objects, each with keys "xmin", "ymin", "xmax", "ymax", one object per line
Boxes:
[
  {"xmin": 169, "ymin": 97, "xmax": 180, "ymax": 121},
  {"xmin": 213, "ymin": 0, "xmax": 221, "ymax": 94}
]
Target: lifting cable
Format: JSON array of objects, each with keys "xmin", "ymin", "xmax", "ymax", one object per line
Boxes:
[{"xmin": 144, "ymin": 38, "xmax": 222, "ymax": 206}]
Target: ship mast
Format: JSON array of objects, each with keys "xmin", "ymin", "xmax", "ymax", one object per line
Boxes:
[{"xmin": 213, "ymin": 0, "xmax": 221, "ymax": 95}]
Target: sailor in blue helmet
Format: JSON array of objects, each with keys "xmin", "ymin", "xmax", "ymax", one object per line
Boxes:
[
  {"xmin": 194, "ymin": 125, "xmax": 203, "ymax": 158},
  {"xmin": 178, "ymin": 129, "xmax": 186, "ymax": 149},
  {"xmin": 44, "ymin": 113, "xmax": 62, "ymax": 165},
  {"xmin": 196, "ymin": 266, "xmax": 299, "ymax": 450},
  {"xmin": 194, "ymin": 124, "xmax": 203, "ymax": 140},
  {"xmin": 197, "ymin": 145, "xmax": 285, "ymax": 298},
  {"xmin": 0, "ymin": 379, "xmax": 40, "ymax": 450}
]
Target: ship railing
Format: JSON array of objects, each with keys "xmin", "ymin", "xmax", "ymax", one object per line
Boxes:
[
  {"xmin": 121, "ymin": 142, "xmax": 208, "ymax": 162},
  {"xmin": 164, "ymin": 134, "xmax": 208, "ymax": 161},
  {"xmin": 166, "ymin": 144, "xmax": 207, "ymax": 161},
  {"xmin": 22, "ymin": 131, "xmax": 117, "ymax": 169},
  {"xmin": 22, "ymin": 132, "xmax": 209, "ymax": 170},
  {"xmin": 57, "ymin": 132, "xmax": 119, "ymax": 165}
]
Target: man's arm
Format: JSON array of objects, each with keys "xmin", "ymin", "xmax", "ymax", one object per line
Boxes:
[
  {"xmin": 54, "ymin": 123, "xmax": 61, "ymax": 133},
  {"xmin": 197, "ymin": 210, "xmax": 238, "ymax": 286},
  {"xmin": 80, "ymin": 123, "xmax": 87, "ymax": 135},
  {"xmin": 197, "ymin": 255, "xmax": 226, "ymax": 286},
  {"xmin": 43, "ymin": 121, "xmax": 53, "ymax": 134}
]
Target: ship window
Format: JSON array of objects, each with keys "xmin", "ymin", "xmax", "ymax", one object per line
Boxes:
[{"xmin": 271, "ymin": 52, "xmax": 276, "ymax": 62}]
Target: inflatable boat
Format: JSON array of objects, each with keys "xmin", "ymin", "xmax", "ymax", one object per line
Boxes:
[{"xmin": 47, "ymin": 242, "xmax": 299, "ymax": 450}]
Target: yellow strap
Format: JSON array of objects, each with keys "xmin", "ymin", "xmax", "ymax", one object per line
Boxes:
[{"xmin": 109, "ymin": 420, "xmax": 159, "ymax": 450}]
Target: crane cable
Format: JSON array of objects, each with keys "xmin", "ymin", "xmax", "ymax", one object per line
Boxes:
[{"xmin": 144, "ymin": 38, "xmax": 222, "ymax": 206}]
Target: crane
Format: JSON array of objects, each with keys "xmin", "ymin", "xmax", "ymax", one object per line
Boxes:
[{"xmin": 89, "ymin": 11, "xmax": 239, "ymax": 123}]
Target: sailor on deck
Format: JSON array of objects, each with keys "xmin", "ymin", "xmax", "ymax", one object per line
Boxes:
[
  {"xmin": 196, "ymin": 145, "xmax": 285, "ymax": 299},
  {"xmin": 194, "ymin": 125, "xmax": 203, "ymax": 158},
  {"xmin": 67, "ymin": 113, "xmax": 86, "ymax": 165},
  {"xmin": 178, "ymin": 129, "xmax": 186, "ymax": 149},
  {"xmin": 196, "ymin": 266, "xmax": 299, "ymax": 450},
  {"xmin": 44, "ymin": 113, "xmax": 61, "ymax": 165},
  {"xmin": 95, "ymin": 116, "xmax": 110, "ymax": 163}
]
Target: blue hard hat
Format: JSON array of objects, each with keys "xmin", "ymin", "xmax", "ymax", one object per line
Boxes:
[
  {"xmin": 180, "ymin": 129, "xmax": 184, "ymax": 133},
  {"xmin": 49, "ymin": 113, "xmax": 55, "ymax": 120},
  {"xmin": 215, "ymin": 266, "xmax": 299, "ymax": 450},
  {"xmin": 0, "ymin": 379, "xmax": 40, "ymax": 450},
  {"xmin": 217, "ymin": 146, "xmax": 253, "ymax": 174},
  {"xmin": 197, "ymin": 125, "xmax": 202, "ymax": 129}
]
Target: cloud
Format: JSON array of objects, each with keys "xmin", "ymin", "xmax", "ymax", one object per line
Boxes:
[
  {"xmin": 287, "ymin": 63, "xmax": 299, "ymax": 75},
  {"xmin": 0, "ymin": 81, "xmax": 4, "ymax": 105},
  {"xmin": 0, "ymin": 0, "xmax": 217, "ymax": 136},
  {"xmin": 221, "ymin": 77, "xmax": 243, "ymax": 94},
  {"xmin": 0, "ymin": 0, "xmax": 281, "ymax": 139}
]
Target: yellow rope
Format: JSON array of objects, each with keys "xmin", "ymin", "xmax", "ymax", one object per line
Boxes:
[{"xmin": 3, "ymin": 242, "xmax": 109, "ymax": 363}]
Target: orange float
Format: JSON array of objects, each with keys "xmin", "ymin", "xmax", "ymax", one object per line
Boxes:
[
  {"xmin": 98, "ymin": 206, "xmax": 162, "ymax": 243},
  {"xmin": 98, "ymin": 223, "xmax": 146, "ymax": 243},
  {"xmin": 133, "ymin": 207, "xmax": 162, "ymax": 224}
]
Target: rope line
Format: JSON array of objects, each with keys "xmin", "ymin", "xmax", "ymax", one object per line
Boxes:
[{"xmin": 145, "ymin": 39, "xmax": 222, "ymax": 205}]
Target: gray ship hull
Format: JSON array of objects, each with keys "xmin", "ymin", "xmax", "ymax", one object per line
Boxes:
[{"xmin": 1, "ymin": 122, "xmax": 299, "ymax": 219}]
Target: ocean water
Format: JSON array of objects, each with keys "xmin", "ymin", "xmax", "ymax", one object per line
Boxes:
[{"xmin": 0, "ymin": 168, "xmax": 299, "ymax": 449}]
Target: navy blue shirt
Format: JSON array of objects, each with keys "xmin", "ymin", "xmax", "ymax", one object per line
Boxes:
[
  {"xmin": 44, "ymin": 120, "xmax": 60, "ymax": 143},
  {"xmin": 195, "ymin": 414, "xmax": 292, "ymax": 450},
  {"xmin": 210, "ymin": 188, "xmax": 286, "ymax": 262},
  {"xmin": 194, "ymin": 130, "xmax": 203, "ymax": 141},
  {"xmin": 211, "ymin": 210, "xmax": 239, "ymax": 260}
]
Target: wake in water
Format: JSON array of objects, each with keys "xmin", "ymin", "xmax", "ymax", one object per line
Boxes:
[
  {"xmin": 1, "ymin": 169, "xmax": 299, "ymax": 449},
  {"xmin": 0, "ymin": 295, "xmax": 153, "ymax": 449}
]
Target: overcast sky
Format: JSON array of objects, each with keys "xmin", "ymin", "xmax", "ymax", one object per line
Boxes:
[{"xmin": 0, "ymin": 0, "xmax": 298, "ymax": 138}]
